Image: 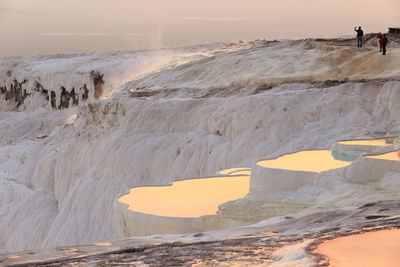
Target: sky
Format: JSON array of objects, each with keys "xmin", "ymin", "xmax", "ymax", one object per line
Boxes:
[{"xmin": 0, "ymin": 0, "xmax": 399, "ymax": 57}]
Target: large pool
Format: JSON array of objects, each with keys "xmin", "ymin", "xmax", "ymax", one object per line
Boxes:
[{"xmin": 118, "ymin": 170, "xmax": 250, "ymax": 218}]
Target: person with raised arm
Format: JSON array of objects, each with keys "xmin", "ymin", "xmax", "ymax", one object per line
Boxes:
[{"xmin": 354, "ymin": 26, "xmax": 364, "ymax": 47}]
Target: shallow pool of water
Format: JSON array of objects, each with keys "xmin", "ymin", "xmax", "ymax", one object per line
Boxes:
[
  {"xmin": 118, "ymin": 175, "xmax": 250, "ymax": 218},
  {"xmin": 367, "ymin": 150, "xmax": 400, "ymax": 161},
  {"xmin": 337, "ymin": 139, "xmax": 391, "ymax": 146},
  {"xmin": 316, "ymin": 229, "xmax": 400, "ymax": 267},
  {"xmin": 257, "ymin": 150, "xmax": 352, "ymax": 172}
]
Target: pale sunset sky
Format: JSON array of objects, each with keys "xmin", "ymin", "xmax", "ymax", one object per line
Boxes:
[{"xmin": 0, "ymin": 0, "xmax": 399, "ymax": 56}]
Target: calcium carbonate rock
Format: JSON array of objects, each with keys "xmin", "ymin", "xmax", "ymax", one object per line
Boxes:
[
  {"xmin": 250, "ymin": 165, "xmax": 317, "ymax": 192},
  {"xmin": 1, "ymin": 39, "xmax": 400, "ymax": 253},
  {"xmin": 345, "ymin": 157, "xmax": 400, "ymax": 183}
]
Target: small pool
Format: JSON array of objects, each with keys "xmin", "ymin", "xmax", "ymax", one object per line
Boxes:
[
  {"xmin": 367, "ymin": 150, "xmax": 400, "ymax": 161},
  {"xmin": 257, "ymin": 150, "xmax": 352, "ymax": 173},
  {"xmin": 337, "ymin": 139, "xmax": 392, "ymax": 146}
]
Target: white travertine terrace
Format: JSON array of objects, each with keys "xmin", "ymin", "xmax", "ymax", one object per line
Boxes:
[
  {"xmin": 115, "ymin": 145, "xmax": 400, "ymax": 237},
  {"xmin": 345, "ymin": 150, "xmax": 400, "ymax": 183},
  {"xmin": 115, "ymin": 172, "xmax": 250, "ymax": 236},
  {"xmin": 115, "ymin": 167, "xmax": 253, "ymax": 237},
  {"xmin": 219, "ymin": 168, "xmax": 251, "ymax": 176},
  {"xmin": 1, "ymin": 38, "xmax": 400, "ymax": 254},
  {"xmin": 331, "ymin": 138, "xmax": 399, "ymax": 159},
  {"xmin": 116, "ymin": 146, "xmax": 400, "ymax": 237}
]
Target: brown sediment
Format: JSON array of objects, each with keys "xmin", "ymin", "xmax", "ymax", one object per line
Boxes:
[
  {"xmin": 58, "ymin": 87, "xmax": 79, "ymax": 109},
  {"xmin": 0, "ymin": 73, "xmax": 97, "ymax": 110},
  {"xmin": 0, "ymin": 79, "xmax": 30, "ymax": 108},
  {"xmin": 3, "ymin": 201, "xmax": 400, "ymax": 266},
  {"xmin": 90, "ymin": 71, "xmax": 105, "ymax": 100},
  {"xmin": 59, "ymin": 87, "xmax": 70, "ymax": 109},
  {"xmin": 50, "ymin": 91, "xmax": 56, "ymax": 109},
  {"xmin": 70, "ymin": 88, "xmax": 78, "ymax": 106},
  {"xmin": 34, "ymin": 82, "xmax": 50, "ymax": 102},
  {"xmin": 81, "ymin": 84, "xmax": 89, "ymax": 101}
]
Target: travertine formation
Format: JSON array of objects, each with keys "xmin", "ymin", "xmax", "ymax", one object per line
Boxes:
[{"xmin": 0, "ymin": 36, "xmax": 400, "ymax": 264}]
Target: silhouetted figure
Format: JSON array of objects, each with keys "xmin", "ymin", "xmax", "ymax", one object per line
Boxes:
[
  {"xmin": 354, "ymin": 26, "xmax": 364, "ymax": 47},
  {"xmin": 382, "ymin": 34, "xmax": 388, "ymax": 55},
  {"xmin": 377, "ymin": 32, "xmax": 384, "ymax": 52}
]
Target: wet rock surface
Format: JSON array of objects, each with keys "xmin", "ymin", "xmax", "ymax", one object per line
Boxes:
[{"xmin": 2, "ymin": 200, "xmax": 400, "ymax": 266}]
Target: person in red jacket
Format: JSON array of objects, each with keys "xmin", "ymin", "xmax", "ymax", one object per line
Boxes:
[{"xmin": 377, "ymin": 32, "xmax": 384, "ymax": 52}]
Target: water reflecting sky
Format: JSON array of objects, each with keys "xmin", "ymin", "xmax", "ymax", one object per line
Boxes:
[
  {"xmin": 257, "ymin": 150, "xmax": 352, "ymax": 172},
  {"xmin": 367, "ymin": 150, "xmax": 400, "ymax": 161},
  {"xmin": 1, "ymin": 0, "xmax": 399, "ymax": 56},
  {"xmin": 119, "ymin": 176, "xmax": 250, "ymax": 217},
  {"xmin": 338, "ymin": 139, "xmax": 391, "ymax": 146}
]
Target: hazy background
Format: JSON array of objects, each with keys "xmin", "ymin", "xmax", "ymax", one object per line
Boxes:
[{"xmin": 0, "ymin": 0, "xmax": 399, "ymax": 57}]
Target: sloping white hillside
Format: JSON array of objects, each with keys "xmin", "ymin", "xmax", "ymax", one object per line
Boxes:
[{"xmin": 1, "ymin": 38, "xmax": 400, "ymax": 254}]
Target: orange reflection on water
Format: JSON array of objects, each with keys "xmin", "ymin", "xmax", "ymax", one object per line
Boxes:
[
  {"xmin": 60, "ymin": 248, "xmax": 79, "ymax": 255},
  {"xmin": 93, "ymin": 242, "xmax": 112, "ymax": 246},
  {"xmin": 119, "ymin": 176, "xmax": 250, "ymax": 218},
  {"xmin": 259, "ymin": 231, "xmax": 279, "ymax": 236},
  {"xmin": 316, "ymin": 229, "xmax": 400, "ymax": 267},
  {"xmin": 366, "ymin": 150, "xmax": 400, "ymax": 161},
  {"xmin": 338, "ymin": 139, "xmax": 391, "ymax": 146},
  {"xmin": 257, "ymin": 150, "xmax": 351, "ymax": 172},
  {"xmin": 8, "ymin": 256, "xmax": 21, "ymax": 259}
]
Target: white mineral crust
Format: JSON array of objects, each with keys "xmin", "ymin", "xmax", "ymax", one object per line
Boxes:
[{"xmin": 0, "ymin": 39, "xmax": 400, "ymax": 253}]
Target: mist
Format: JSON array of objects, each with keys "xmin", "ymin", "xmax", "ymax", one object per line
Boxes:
[{"xmin": 0, "ymin": 0, "xmax": 399, "ymax": 56}]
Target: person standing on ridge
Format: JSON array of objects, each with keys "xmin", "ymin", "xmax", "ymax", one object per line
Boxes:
[
  {"xmin": 377, "ymin": 32, "xmax": 384, "ymax": 52},
  {"xmin": 382, "ymin": 34, "xmax": 388, "ymax": 55},
  {"xmin": 354, "ymin": 26, "xmax": 364, "ymax": 47}
]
